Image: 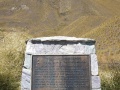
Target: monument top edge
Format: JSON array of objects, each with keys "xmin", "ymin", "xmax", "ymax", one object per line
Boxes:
[{"xmin": 28, "ymin": 36, "xmax": 95, "ymax": 43}]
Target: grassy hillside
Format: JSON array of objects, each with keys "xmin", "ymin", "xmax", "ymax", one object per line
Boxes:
[
  {"xmin": 82, "ymin": 16, "xmax": 120, "ymax": 63},
  {"xmin": 58, "ymin": 16, "xmax": 107, "ymax": 36},
  {"xmin": 0, "ymin": 0, "xmax": 120, "ymax": 90},
  {"xmin": 0, "ymin": 31, "xmax": 32, "ymax": 90},
  {"xmin": 0, "ymin": 0, "xmax": 120, "ymax": 33}
]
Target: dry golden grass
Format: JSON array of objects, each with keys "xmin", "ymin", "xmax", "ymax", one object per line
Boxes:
[
  {"xmin": 0, "ymin": 0, "xmax": 120, "ymax": 90},
  {"xmin": 81, "ymin": 16, "xmax": 120, "ymax": 62},
  {"xmin": 94, "ymin": 0, "xmax": 120, "ymax": 15},
  {"xmin": 58, "ymin": 16, "xmax": 107, "ymax": 37},
  {"xmin": 0, "ymin": 29, "xmax": 32, "ymax": 90}
]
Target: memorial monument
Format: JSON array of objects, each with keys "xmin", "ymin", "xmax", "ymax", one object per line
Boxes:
[{"xmin": 21, "ymin": 36, "xmax": 101, "ymax": 90}]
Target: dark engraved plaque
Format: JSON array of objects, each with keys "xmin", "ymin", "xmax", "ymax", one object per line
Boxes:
[{"xmin": 32, "ymin": 55, "xmax": 91, "ymax": 90}]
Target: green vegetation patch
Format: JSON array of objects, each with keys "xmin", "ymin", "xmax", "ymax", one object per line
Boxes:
[{"xmin": 0, "ymin": 31, "xmax": 32, "ymax": 90}]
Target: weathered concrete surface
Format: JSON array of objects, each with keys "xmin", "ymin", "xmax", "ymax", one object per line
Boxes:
[
  {"xmin": 92, "ymin": 76, "xmax": 101, "ymax": 89},
  {"xmin": 91, "ymin": 54, "xmax": 98, "ymax": 75},
  {"xmin": 92, "ymin": 89, "xmax": 101, "ymax": 90},
  {"xmin": 22, "ymin": 36, "xmax": 101, "ymax": 90},
  {"xmin": 26, "ymin": 36, "xmax": 95, "ymax": 55},
  {"xmin": 28, "ymin": 36, "xmax": 95, "ymax": 42}
]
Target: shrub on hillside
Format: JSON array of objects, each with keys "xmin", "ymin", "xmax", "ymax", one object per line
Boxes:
[
  {"xmin": 0, "ymin": 31, "xmax": 31, "ymax": 90},
  {"xmin": 100, "ymin": 63, "xmax": 120, "ymax": 90}
]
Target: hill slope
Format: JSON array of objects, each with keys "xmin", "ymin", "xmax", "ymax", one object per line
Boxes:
[
  {"xmin": 0, "ymin": 0, "xmax": 120, "ymax": 89},
  {"xmin": 0, "ymin": 0, "xmax": 120, "ymax": 33},
  {"xmin": 0, "ymin": 0, "xmax": 120, "ymax": 62},
  {"xmin": 82, "ymin": 16, "xmax": 120, "ymax": 62}
]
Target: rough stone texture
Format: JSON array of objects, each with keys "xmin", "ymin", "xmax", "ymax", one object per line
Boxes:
[
  {"xmin": 91, "ymin": 54, "xmax": 99, "ymax": 75},
  {"xmin": 74, "ymin": 43, "xmax": 85, "ymax": 54},
  {"xmin": 52, "ymin": 45, "xmax": 62, "ymax": 54},
  {"xmin": 92, "ymin": 89, "xmax": 101, "ymax": 90},
  {"xmin": 92, "ymin": 76, "xmax": 101, "ymax": 89},
  {"xmin": 24, "ymin": 54, "xmax": 32, "ymax": 69},
  {"xmin": 26, "ymin": 36, "xmax": 95, "ymax": 54},
  {"xmin": 21, "ymin": 69, "xmax": 31, "ymax": 90},
  {"xmin": 34, "ymin": 44, "xmax": 45, "ymax": 54},
  {"xmin": 85, "ymin": 45, "xmax": 96, "ymax": 54},
  {"xmin": 44, "ymin": 44, "xmax": 55, "ymax": 54},
  {"xmin": 29, "ymin": 36, "xmax": 95, "ymax": 42},
  {"xmin": 26, "ymin": 36, "xmax": 95, "ymax": 55},
  {"xmin": 22, "ymin": 36, "xmax": 101, "ymax": 90},
  {"xmin": 59, "ymin": 44, "xmax": 75, "ymax": 54},
  {"xmin": 26, "ymin": 42, "xmax": 96, "ymax": 55},
  {"xmin": 26, "ymin": 42, "xmax": 35, "ymax": 54}
]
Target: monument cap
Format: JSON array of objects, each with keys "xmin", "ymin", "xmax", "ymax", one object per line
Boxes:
[{"xmin": 26, "ymin": 36, "xmax": 96, "ymax": 44}]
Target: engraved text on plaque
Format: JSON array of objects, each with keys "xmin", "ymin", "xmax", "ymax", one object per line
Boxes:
[{"xmin": 32, "ymin": 55, "xmax": 91, "ymax": 90}]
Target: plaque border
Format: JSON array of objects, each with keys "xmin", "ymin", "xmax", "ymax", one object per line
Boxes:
[{"xmin": 31, "ymin": 55, "xmax": 91, "ymax": 90}]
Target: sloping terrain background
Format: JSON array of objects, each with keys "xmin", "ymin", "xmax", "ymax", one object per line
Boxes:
[
  {"xmin": 0, "ymin": 0, "xmax": 120, "ymax": 62},
  {"xmin": 0, "ymin": 0, "xmax": 120, "ymax": 89}
]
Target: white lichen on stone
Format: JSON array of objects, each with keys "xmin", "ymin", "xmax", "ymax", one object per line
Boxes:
[
  {"xmin": 92, "ymin": 76, "xmax": 101, "ymax": 89},
  {"xmin": 26, "ymin": 36, "xmax": 95, "ymax": 54},
  {"xmin": 59, "ymin": 44, "xmax": 75, "ymax": 54},
  {"xmin": 23, "ymin": 36, "xmax": 101, "ymax": 90},
  {"xmin": 91, "ymin": 54, "xmax": 99, "ymax": 75},
  {"xmin": 92, "ymin": 89, "xmax": 101, "ymax": 90}
]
